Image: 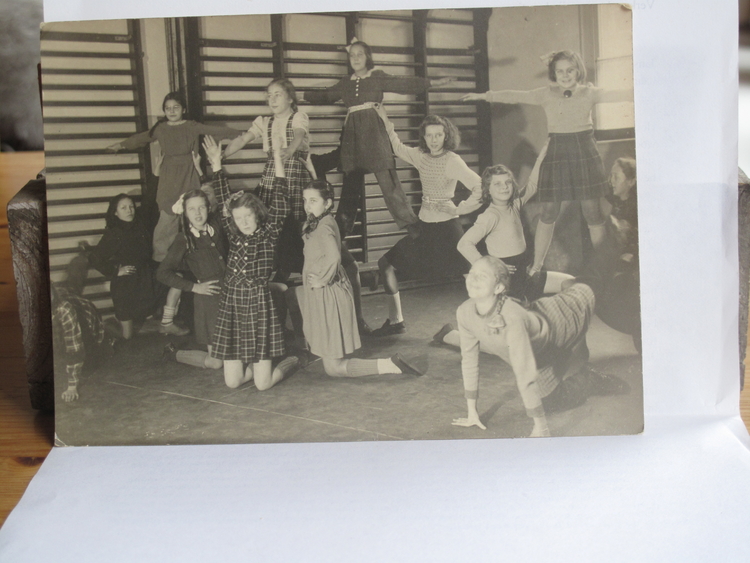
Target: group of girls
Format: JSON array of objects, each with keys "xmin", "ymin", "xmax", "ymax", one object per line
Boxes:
[{"xmin": 92, "ymin": 42, "xmax": 635, "ymax": 428}]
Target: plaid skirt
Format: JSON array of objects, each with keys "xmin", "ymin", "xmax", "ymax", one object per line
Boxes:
[
  {"xmin": 256, "ymin": 152, "xmax": 310, "ymax": 222},
  {"xmin": 537, "ymin": 130, "xmax": 608, "ymax": 203},
  {"xmin": 211, "ymin": 279, "xmax": 285, "ymax": 363}
]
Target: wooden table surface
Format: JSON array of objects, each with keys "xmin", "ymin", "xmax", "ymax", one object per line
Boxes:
[{"xmin": 1, "ymin": 151, "xmax": 749, "ymax": 528}]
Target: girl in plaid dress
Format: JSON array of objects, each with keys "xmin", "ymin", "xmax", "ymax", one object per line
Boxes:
[
  {"xmin": 462, "ymin": 50, "xmax": 633, "ymax": 276},
  {"xmin": 224, "ymin": 78, "xmax": 315, "ymax": 279},
  {"xmin": 204, "ymin": 136, "xmax": 299, "ymax": 390}
]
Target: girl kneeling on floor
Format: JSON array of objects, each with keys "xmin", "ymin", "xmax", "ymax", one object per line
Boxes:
[
  {"xmin": 204, "ymin": 136, "xmax": 298, "ymax": 390},
  {"xmin": 157, "ymin": 187, "xmax": 228, "ymax": 370},
  {"xmin": 286, "ymin": 180, "xmax": 423, "ymax": 378}
]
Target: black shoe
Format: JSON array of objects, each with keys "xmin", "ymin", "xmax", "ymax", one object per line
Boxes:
[
  {"xmin": 358, "ymin": 318, "xmax": 373, "ymax": 337},
  {"xmin": 162, "ymin": 342, "xmax": 178, "ymax": 362},
  {"xmin": 431, "ymin": 323, "xmax": 454, "ymax": 346},
  {"xmin": 391, "ymin": 353, "xmax": 426, "ymax": 376},
  {"xmin": 371, "ymin": 319, "xmax": 406, "ymax": 337},
  {"xmin": 585, "ymin": 367, "xmax": 630, "ymax": 396}
]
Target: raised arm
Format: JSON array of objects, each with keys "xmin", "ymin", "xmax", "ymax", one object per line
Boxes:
[
  {"xmin": 376, "ymin": 107, "xmax": 421, "ymax": 167},
  {"xmin": 203, "ymin": 136, "xmax": 234, "ymax": 233}
]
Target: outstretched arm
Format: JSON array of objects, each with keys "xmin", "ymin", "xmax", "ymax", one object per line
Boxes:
[
  {"xmin": 462, "ymin": 87, "xmax": 545, "ymax": 105},
  {"xmin": 107, "ymin": 129, "xmax": 154, "ymax": 152},
  {"xmin": 224, "ymin": 129, "xmax": 258, "ymax": 158}
]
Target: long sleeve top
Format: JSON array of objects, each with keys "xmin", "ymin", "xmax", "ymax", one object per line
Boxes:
[
  {"xmin": 302, "ymin": 214, "xmax": 344, "ymax": 287},
  {"xmin": 457, "ymin": 298, "xmax": 558, "ymax": 418},
  {"xmin": 458, "ymin": 183, "xmax": 538, "ymax": 263},
  {"xmin": 120, "ymin": 121, "xmax": 242, "ymax": 212},
  {"xmin": 211, "ymin": 170, "xmax": 289, "ymax": 287},
  {"xmin": 89, "ymin": 217, "xmax": 153, "ymax": 280},
  {"xmin": 486, "ymin": 84, "xmax": 633, "ymax": 134},
  {"xmin": 156, "ymin": 217, "xmax": 228, "ymax": 291},
  {"xmin": 52, "ymin": 289, "xmax": 104, "ymax": 386},
  {"xmin": 304, "ymin": 69, "xmax": 432, "ymax": 173},
  {"xmin": 384, "ymin": 120, "xmax": 482, "ymax": 222}
]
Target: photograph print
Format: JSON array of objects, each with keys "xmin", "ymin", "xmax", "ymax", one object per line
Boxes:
[{"xmin": 42, "ymin": 3, "xmax": 641, "ymax": 446}]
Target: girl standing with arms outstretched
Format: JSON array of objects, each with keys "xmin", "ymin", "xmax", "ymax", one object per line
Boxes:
[
  {"xmin": 462, "ymin": 50, "xmax": 633, "ymax": 275},
  {"xmin": 204, "ymin": 136, "xmax": 298, "ymax": 390},
  {"xmin": 370, "ymin": 111, "xmax": 482, "ymax": 337},
  {"xmin": 108, "ymin": 92, "xmax": 241, "ymax": 262},
  {"xmin": 157, "ymin": 188, "xmax": 228, "ymax": 370},
  {"xmin": 90, "ymin": 194, "xmax": 160, "ymax": 340},
  {"xmin": 304, "ymin": 40, "xmax": 454, "ymax": 237},
  {"xmin": 224, "ymin": 78, "xmax": 314, "ymax": 278},
  {"xmin": 108, "ymin": 92, "xmax": 241, "ymax": 335},
  {"xmin": 286, "ymin": 180, "xmax": 422, "ymax": 378}
]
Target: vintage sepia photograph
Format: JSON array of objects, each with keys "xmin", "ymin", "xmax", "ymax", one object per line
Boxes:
[{"xmin": 42, "ymin": 4, "xmax": 640, "ymax": 445}]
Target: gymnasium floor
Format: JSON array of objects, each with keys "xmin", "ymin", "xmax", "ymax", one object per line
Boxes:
[{"xmin": 53, "ymin": 281, "xmax": 644, "ymax": 446}]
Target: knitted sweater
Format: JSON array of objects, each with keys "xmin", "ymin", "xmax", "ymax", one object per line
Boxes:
[
  {"xmin": 385, "ymin": 120, "xmax": 482, "ymax": 222},
  {"xmin": 486, "ymin": 84, "xmax": 633, "ymax": 134}
]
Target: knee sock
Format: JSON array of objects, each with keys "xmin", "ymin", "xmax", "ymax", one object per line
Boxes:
[
  {"xmin": 588, "ymin": 222, "xmax": 607, "ymax": 249},
  {"xmin": 161, "ymin": 305, "xmax": 177, "ymax": 326},
  {"xmin": 345, "ymin": 359, "xmax": 381, "ymax": 377},
  {"xmin": 387, "ymin": 292, "xmax": 404, "ymax": 324},
  {"xmin": 532, "ymin": 220, "xmax": 556, "ymax": 273},
  {"xmin": 272, "ymin": 356, "xmax": 299, "ymax": 384},
  {"xmin": 176, "ymin": 350, "xmax": 210, "ymax": 369}
]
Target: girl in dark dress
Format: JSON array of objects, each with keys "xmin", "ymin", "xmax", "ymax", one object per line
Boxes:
[
  {"xmin": 157, "ymin": 188, "xmax": 229, "ymax": 370},
  {"xmin": 304, "ymin": 40, "xmax": 454, "ymax": 235},
  {"xmin": 90, "ymin": 194, "xmax": 159, "ymax": 339}
]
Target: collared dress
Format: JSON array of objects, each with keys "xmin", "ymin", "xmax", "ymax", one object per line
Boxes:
[
  {"xmin": 157, "ymin": 217, "xmax": 228, "ymax": 347},
  {"xmin": 296, "ymin": 214, "xmax": 360, "ymax": 359},
  {"xmin": 119, "ymin": 120, "xmax": 241, "ymax": 214},
  {"xmin": 210, "ymin": 170, "xmax": 289, "ymax": 363}
]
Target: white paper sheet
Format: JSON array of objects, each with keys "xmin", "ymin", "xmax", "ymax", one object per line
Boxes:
[{"xmin": 2, "ymin": 0, "xmax": 748, "ymax": 560}]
